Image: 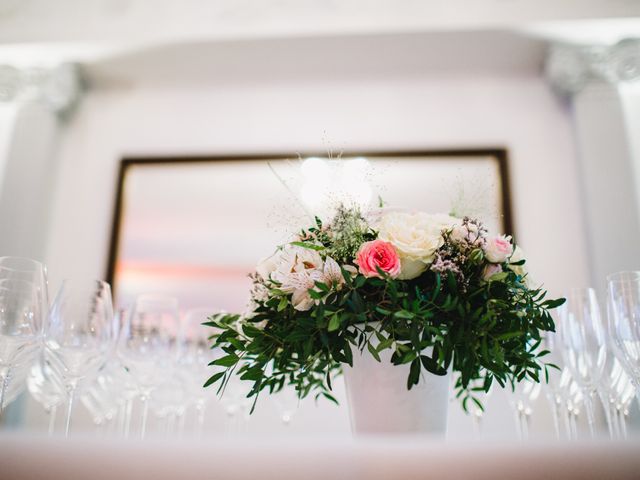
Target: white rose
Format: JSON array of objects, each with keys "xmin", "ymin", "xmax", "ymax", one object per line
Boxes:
[{"xmin": 376, "ymin": 212, "xmax": 460, "ymax": 280}]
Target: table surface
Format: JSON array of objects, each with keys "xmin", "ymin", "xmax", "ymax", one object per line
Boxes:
[{"xmin": 1, "ymin": 433, "xmax": 639, "ymax": 480}]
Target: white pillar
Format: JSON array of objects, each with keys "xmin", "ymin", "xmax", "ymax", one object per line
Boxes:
[
  {"xmin": 572, "ymin": 83, "xmax": 640, "ymax": 291},
  {"xmin": 546, "ymin": 40, "xmax": 640, "ymax": 293},
  {"xmin": 0, "ymin": 103, "xmax": 60, "ymax": 262},
  {"xmin": 0, "ymin": 63, "xmax": 81, "ymax": 261},
  {"xmin": 0, "ymin": 63, "xmax": 81, "ymax": 427}
]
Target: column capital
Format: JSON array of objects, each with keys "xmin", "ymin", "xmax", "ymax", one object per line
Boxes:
[
  {"xmin": 0, "ymin": 63, "xmax": 83, "ymax": 116},
  {"xmin": 545, "ymin": 39, "xmax": 640, "ymax": 96}
]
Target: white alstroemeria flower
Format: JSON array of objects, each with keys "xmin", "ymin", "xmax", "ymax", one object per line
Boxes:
[
  {"xmin": 322, "ymin": 256, "xmax": 344, "ymax": 288},
  {"xmin": 271, "ymin": 246, "xmax": 323, "ymax": 284},
  {"xmin": 279, "ymin": 270, "xmax": 324, "ymax": 311}
]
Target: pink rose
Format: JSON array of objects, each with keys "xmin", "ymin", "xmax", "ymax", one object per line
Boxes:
[
  {"xmin": 355, "ymin": 240, "xmax": 401, "ymax": 278},
  {"xmin": 484, "ymin": 235, "xmax": 513, "ymax": 263},
  {"xmin": 482, "ymin": 263, "xmax": 502, "ymax": 281}
]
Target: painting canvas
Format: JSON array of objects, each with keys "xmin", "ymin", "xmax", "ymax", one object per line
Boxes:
[{"xmin": 107, "ymin": 151, "xmax": 511, "ymax": 313}]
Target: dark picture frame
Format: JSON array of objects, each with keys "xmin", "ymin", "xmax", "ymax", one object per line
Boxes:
[{"xmin": 106, "ymin": 148, "xmax": 512, "ymax": 293}]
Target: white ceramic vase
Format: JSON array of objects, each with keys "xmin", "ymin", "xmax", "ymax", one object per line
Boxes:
[{"xmin": 343, "ymin": 346, "xmax": 451, "ymax": 435}]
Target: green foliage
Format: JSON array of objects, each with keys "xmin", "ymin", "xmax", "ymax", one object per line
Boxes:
[{"xmin": 205, "ymin": 262, "xmax": 564, "ymax": 413}]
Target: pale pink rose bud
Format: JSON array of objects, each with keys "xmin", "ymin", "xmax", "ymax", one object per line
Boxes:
[
  {"xmin": 450, "ymin": 225, "xmax": 468, "ymax": 244},
  {"xmin": 482, "ymin": 263, "xmax": 502, "ymax": 280},
  {"xmin": 355, "ymin": 240, "xmax": 401, "ymax": 278},
  {"xmin": 484, "ymin": 235, "xmax": 513, "ymax": 263}
]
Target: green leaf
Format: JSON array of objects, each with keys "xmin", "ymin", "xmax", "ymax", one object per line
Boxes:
[
  {"xmin": 290, "ymin": 241, "xmax": 325, "ymax": 251},
  {"xmin": 393, "ymin": 310, "xmax": 414, "ymax": 320},
  {"xmin": 277, "ymin": 296, "xmax": 289, "ymax": 312},
  {"xmin": 203, "ymin": 371, "xmax": 225, "ymax": 388},
  {"xmin": 367, "ymin": 341, "xmax": 381, "ymax": 362},
  {"xmin": 408, "ymin": 358, "xmax": 420, "ymax": 389},
  {"xmin": 328, "ymin": 313, "xmax": 341, "ymax": 332},
  {"xmin": 420, "ymin": 355, "xmax": 447, "ymax": 376},
  {"xmin": 212, "ymin": 354, "xmax": 239, "ymax": 367}
]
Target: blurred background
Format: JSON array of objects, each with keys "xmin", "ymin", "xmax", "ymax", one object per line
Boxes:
[{"xmin": 0, "ymin": 0, "xmax": 639, "ymax": 440}]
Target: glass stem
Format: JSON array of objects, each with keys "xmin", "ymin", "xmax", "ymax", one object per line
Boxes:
[
  {"xmin": 513, "ymin": 408, "xmax": 522, "ymax": 440},
  {"xmin": 177, "ymin": 410, "xmax": 186, "ymax": 439},
  {"xmin": 598, "ymin": 392, "xmax": 615, "ymax": 439},
  {"xmin": 0, "ymin": 368, "xmax": 12, "ymax": 414},
  {"xmin": 124, "ymin": 398, "xmax": 133, "ymax": 439},
  {"xmin": 196, "ymin": 403, "xmax": 206, "ymax": 437},
  {"xmin": 520, "ymin": 410, "xmax": 530, "ymax": 440},
  {"xmin": 569, "ymin": 410, "xmax": 578, "ymax": 440},
  {"xmin": 140, "ymin": 394, "xmax": 150, "ymax": 440},
  {"xmin": 64, "ymin": 385, "xmax": 77, "ymax": 437},
  {"xmin": 562, "ymin": 402, "xmax": 572, "ymax": 439},
  {"xmin": 48, "ymin": 405, "xmax": 57, "ymax": 436},
  {"xmin": 471, "ymin": 412, "xmax": 482, "ymax": 438},
  {"xmin": 618, "ymin": 407, "xmax": 628, "ymax": 439},
  {"xmin": 166, "ymin": 413, "xmax": 176, "ymax": 437},
  {"xmin": 583, "ymin": 390, "xmax": 596, "ymax": 438},
  {"xmin": 549, "ymin": 397, "xmax": 562, "ymax": 440}
]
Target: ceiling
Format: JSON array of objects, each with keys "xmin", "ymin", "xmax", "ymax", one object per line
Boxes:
[{"xmin": 0, "ymin": 0, "xmax": 637, "ymax": 85}]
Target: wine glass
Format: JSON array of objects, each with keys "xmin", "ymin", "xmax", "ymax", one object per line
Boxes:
[
  {"xmin": 0, "ymin": 273, "xmax": 48, "ymax": 414},
  {"xmin": 118, "ymin": 294, "xmax": 179, "ymax": 439},
  {"xmin": 558, "ymin": 287, "xmax": 606, "ymax": 437},
  {"xmin": 0, "ymin": 257, "xmax": 48, "ymax": 292},
  {"xmin": 607, "ymin": 272, "xmax": 640, "ymax": 397},
  {"xmin": 44, "ymin": 279, "xmax": 115, "ymax": 436}
]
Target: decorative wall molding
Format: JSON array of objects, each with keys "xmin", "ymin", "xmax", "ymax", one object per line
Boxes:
[
  {"xmin": 545, "ymin": 39, "xmax": 640, "ymax": 96},
  {"xmin": 0, "ymin": 63, "xmax": 83, "ymax": 116}
]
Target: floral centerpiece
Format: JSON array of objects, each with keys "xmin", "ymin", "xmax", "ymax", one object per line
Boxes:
[{"xmin": 205, "ymin": 206, "xmax": 563, "ymax": 430}]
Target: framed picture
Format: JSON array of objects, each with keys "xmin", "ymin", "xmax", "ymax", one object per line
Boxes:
[{"xmin": 107, "ymin": 149, "xmax": 511, "ymax": 312}]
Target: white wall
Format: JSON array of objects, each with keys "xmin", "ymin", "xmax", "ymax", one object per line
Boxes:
[{"xmin": 34, "ymin": 71, "xmax": 589, "ymax": 437}]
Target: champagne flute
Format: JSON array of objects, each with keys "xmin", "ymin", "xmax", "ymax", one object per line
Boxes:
[
  {"xmin": 44, "ymin": 279, "xmax": 115, "ymax": 436},
  {"xmin": 179, "ymin": 308, "xmax": 216, "ymax": 436},
  {"xmin": 558, "ymin": 287, "xmax": 606, "ymax": 437},
  {"xmin": 510, "ymin": 379, "xmax": 541, "ymax": 440},
  {"xmin": 542, "ymin": 328, "xmax": 573, "ymax": 439},
  {"xmin": 118, "ymin": 295, "xmax": 179, "ymax": 439},
  {"xmin": 607, "ymin": 272, "xmax": 640, "ymax": 399},
  {"xmin": 0, "ymin": 276, "xmax": 48, "ymax": 414}
]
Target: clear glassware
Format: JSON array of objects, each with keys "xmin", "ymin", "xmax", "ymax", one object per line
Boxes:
[
  {"xmin": 117, "ymin": 294, "xmax": 179, "ymax": 439},
  {"xmin": 149, "ymin": 367, "xmax": 188, "ymax": 437},
  {"xmin": 596, "ymin": 349, "xmax": 625, "ymax": 438},
  {"xmin": 542, "ymin": 328, "xmax": 573, "ymax": 439},
  {"xmin": 558, "ymin": 287, "xmax": 606, "ymax": 437},
  {"xmin": 0, "ymin": 266, "xmax": 48, "ymax": 414},
  {"xmin": 607, "ymin": 272, "xmax": 640, "ymax": 399},
  {"xmin": 27, "ymin": 356, "xmax": 66, "ymax": 435},
  {"xmin": 612, "ymin": 371, "xmax": 636, "ymax": 438},
  {"xmin": 44, "ymin": 279, "xmax": 115, "ymax": 436},
  {"xmin": 566, "ymin": 379, "xmax": 584, "ymax": 439},
  {"xmin": 0, "ymin": 257, "xmax": 48, "ymax": 288},
  {"xmin": 178, "ymin": 308, "xmax": 217, "ymax": 436},
  {"xmin": 510, "ymin": 379, "xmax": 541, "ymax": 440},
  {"xmin": 80, "ymin": 366, "xmax": 119, "ymax": 434}
]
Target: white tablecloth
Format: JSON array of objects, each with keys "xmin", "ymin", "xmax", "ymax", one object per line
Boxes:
[{"xmin": 1, "ymin": 433, "xmax": 639, "ymax": 480}]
